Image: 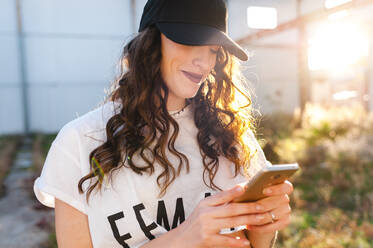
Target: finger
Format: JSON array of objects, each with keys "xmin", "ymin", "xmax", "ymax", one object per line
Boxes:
[
  {"xmin": 205, "ymin": 185, "xmax": 245, "ymax": 207},
  {"xmin": 262, "ymin": 180, "xmax": 294, "ymax": 196},
  {"xmin": 212, "ymin": 194, "xmax": 289, "ymax": 219},
  {"xmin": 214, "ymin": 212, "xmax": 275, "ymax": 230},
  {"xmin": 212, "ymin": 194, "xmax": 290, "ymax": 219},
  {"xmin": 209, "ymin": 234, "xmax": 251, "ymax": 248},
  {"xmin": 219, "ymin": 231, "xmax": 250, "ymax": 248},
  {"xmin": 249, "ymin": 214, "xmax": 291, "ymax": 233},
  {"xmin": 269, "ymin": 204, "xmax": 292, "ymax": 222},
  {"xmin": 255, "ymin": 194, "xmax": 290, "ymax": 212},
  {"xmin": 222, "ymin": 230, "xmax": 248, "ymax": 240},
  {"xmin": 245, "ymin": 204, "xmax": 292, "ymax": 227},
  {"xmin": 213, "ymin": 202, "xmax": 265, "ymax": 218}
]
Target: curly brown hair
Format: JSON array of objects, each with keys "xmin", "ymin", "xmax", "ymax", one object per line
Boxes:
[{"xmin": 78, "ymin": 26, "xmax": 258, "ymax": 204}]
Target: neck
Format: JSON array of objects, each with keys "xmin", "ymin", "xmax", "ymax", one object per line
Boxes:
[
  {"xmin": 168, "ymin": 100, "xmax": 186, "ymax": 111},
  {"xmin": 159, "ymin": 88, "xmax": 186, "ymax": 111}
]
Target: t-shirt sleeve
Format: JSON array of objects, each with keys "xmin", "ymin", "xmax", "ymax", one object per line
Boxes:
[
  {"xmin": 225, "ymin": 129, "xmax": 272, "ymax": 190},
  {"xmin": 242, "ymin": 128, "xmax": 272, "ymax": 178},
  {"xmin": 33, "ymin": 122, "xmax": 89, "ymax": 215}
]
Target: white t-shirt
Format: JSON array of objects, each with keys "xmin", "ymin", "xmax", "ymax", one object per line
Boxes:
[{"xmin": 33, "ymin": 100, "xmax": 270, "ymax": 248}]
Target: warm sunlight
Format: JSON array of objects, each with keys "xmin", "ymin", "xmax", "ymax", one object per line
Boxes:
[
  {"xmin": 247, "ymin": 6, "xmax": 278, "ymax": 30},
  {"xmin": 308, "ymin": 21, "xmax": 370, "ymax": 71},
  {"xmin": 325, "ymin": 0, "xmax": 352, "ymax": 9},
  {"xmin": 327, "ymin": 10, "xmax": 350, "ymax": 21}
]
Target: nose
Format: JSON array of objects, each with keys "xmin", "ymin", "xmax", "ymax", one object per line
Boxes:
[{"xmin": 191, "ymin": 46, "xmax": 215, "ymax": 72}]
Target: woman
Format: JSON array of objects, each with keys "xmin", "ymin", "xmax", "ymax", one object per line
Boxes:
[{"xmin": 33, "ymin": 0, "xmax": 293, "ymax": 247}]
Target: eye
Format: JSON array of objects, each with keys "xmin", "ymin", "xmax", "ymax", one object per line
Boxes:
[
  {"xmin": 210, "ymin": 48, "xmax": 219, "ymax": 54},
  {"xmin": 210, "ymin": 45, "xmax": 222, "ymax": 54}
]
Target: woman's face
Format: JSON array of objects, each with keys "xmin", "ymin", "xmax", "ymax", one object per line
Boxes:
[{"xmin": 160, "ymin": 33, "xmax": 220, "ymax": 111}]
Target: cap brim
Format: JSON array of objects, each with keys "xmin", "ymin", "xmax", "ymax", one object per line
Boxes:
[{"xmin": 155, "ymin": 22, "xmax": 248, "ymax": 61}]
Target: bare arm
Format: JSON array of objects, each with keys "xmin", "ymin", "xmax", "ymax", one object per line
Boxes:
[
  {"xmin": 246, "ymin": 230, "xmax": 277, "ymax": 248},
  {"xmin": 55, "ymin": 198, "xmax": 93, "ymax": 248},
  {"xmin": 139, "ymin": 226, "xmax": 252, "ymax": 248},
  {"xmin": 138, "ymin": 227, "xmax": 180, "ymax": 248},
  {"xmin": 224, "ymin": 229, "xmax": 277, "ymax": 248}
]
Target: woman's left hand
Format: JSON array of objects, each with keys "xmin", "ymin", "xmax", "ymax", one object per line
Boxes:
[{"xmin": 246, "ymin": 180, "xmax": 294, "ymax": 234}]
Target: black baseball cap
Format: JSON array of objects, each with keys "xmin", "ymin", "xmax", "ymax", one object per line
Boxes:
[{"xmin": 138, "ymin": 0, "xmax": 249, "ymax": 61}]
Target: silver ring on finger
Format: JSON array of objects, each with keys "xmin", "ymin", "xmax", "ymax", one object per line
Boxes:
[{"xmin": 269, "ymin": 211, "xmax": 277, "ymax": 223}]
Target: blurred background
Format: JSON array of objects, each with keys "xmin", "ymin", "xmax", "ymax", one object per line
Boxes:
[{"xmin": 0, "ymin": 0, "xmax": 373, "ymax": 247}]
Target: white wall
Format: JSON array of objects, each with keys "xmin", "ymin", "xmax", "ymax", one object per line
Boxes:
[
  {"xmin": 0, "ymin": 0, "xmax": 136, "ymax": 135},
  {"xmin": 300, "ymin": 0, "xmax": 325, "ymax": 15},
  {"xmin": 228, "ymin": 0, "xmax": 373, "ymax": 114},
  {"xmin": 135, "ymin": 0, "xmax": 148, "ymax": 31},
  {"xmin": 24, "ymin": 0, "xmax": 135, "ymax": 134},
  {"xmin": 1, "ymin": 0, "xmax": 372, "ymax": 135},
  {"xmin": 0, "ymin": 0, "xmax": 24, "ymax": 134},
  {"xmin": 242, "ymin": 44, "xmax": 300, "ymax": 115},
  {"xmin": 228, "ymin": 0, "xmax": 300, "ymax": 115},
  {"xmin": 228, "ymin": 0, "xmax": 298, "ymax": 41}
]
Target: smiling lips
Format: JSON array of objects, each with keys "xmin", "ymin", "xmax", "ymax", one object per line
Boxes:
[{"xmin": 182, "ymin": 71, "xmax": 203, "ymax": 83}]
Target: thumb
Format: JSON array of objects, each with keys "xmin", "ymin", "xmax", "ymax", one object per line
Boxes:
[{"xmin": 206, "ymin": 184, "xmax": 245, "ymax": 206}]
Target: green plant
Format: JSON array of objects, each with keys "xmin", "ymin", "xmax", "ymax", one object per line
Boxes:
[{"xmin": 257, "ymin": 102, "xmax": 373, "ymax": 247}]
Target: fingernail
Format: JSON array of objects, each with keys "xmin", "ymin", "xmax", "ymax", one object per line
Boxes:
[
  {"xmin": 263, "ymin": 188, "xmax": 272, "ymax": 194},
  {"xmin": 244, "ymin": 240, "xmax": 251, "ymax": 245},
  {"xmin": 256, "ymin": 214, "xmax": 265, "ymax": 220},
  {"xmin": 236, "ymin": 186, "xmax": 244, "ymax": 193},
  {"xmin": 256, "ymin": 204, "xmax": 263, "ymax": 211}
]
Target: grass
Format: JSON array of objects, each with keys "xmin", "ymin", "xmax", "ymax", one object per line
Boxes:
[
  {"xmin": 47, "ymin": 231, "xmax": 58, "ymax": 248},
  {"xmin": 0, "ymin": 133, "xmax": 58, "ymax": 248},
  {"xmin": 258, "ymin": 103, "xmax": 373, "ymax": 247},
  {"xmin": 0, "ymin": 135, "xmax": 22, "ymax": 197},
  {"xmin": 30, "ymin": 132, "xmax": 57, "ymax": 173},
  {"xmin": 29, "ymin": 132, "xmax": 58, "ymax": 248}
]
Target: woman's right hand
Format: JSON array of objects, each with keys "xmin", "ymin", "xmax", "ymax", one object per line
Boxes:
[{"xmin": 172, "ymin": 185, "xmax": 272, "ymax": 248}]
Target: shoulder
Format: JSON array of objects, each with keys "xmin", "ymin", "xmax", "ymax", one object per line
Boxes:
[
  {"xmin": 242, "ymin": 127, "xmax": 272, "ymax": 178},
  {"xmin": 67, "ymin": 100, "xmax": 121, "ymax": 133},
  {"xmin": 239, "ymin": 127, "xmax": 258, "ymax": 152},
  {"xmin": 56, "ymin": 101, "xmax": 121, "ymax": 144}
]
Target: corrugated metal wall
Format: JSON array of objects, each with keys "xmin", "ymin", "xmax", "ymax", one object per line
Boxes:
[
  {"xmin": 0, "ymin": 0, "xmax": 136, "ymax": 135},
  {"xmin": 0, "ymin": 0, "xmax": 23, "ymax": 135},
  {"xmin": 1, "ymin": 0, "xmax": 372, "ymax": 135}
]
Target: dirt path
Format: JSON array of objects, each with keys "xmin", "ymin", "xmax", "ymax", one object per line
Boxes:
[{"xmin": 0, "ymin": 137, "xmax": 54, "ymax": 248}]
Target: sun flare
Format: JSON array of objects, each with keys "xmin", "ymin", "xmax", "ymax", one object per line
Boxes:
[{"xmin": 308, "ymin": 22, "xmax": 370, "ymax": 71}]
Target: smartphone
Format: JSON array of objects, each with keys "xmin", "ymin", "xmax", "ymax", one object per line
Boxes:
[{"xmin": 233, "ymin": 163, "xmax": 299, "ymax": 203}]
